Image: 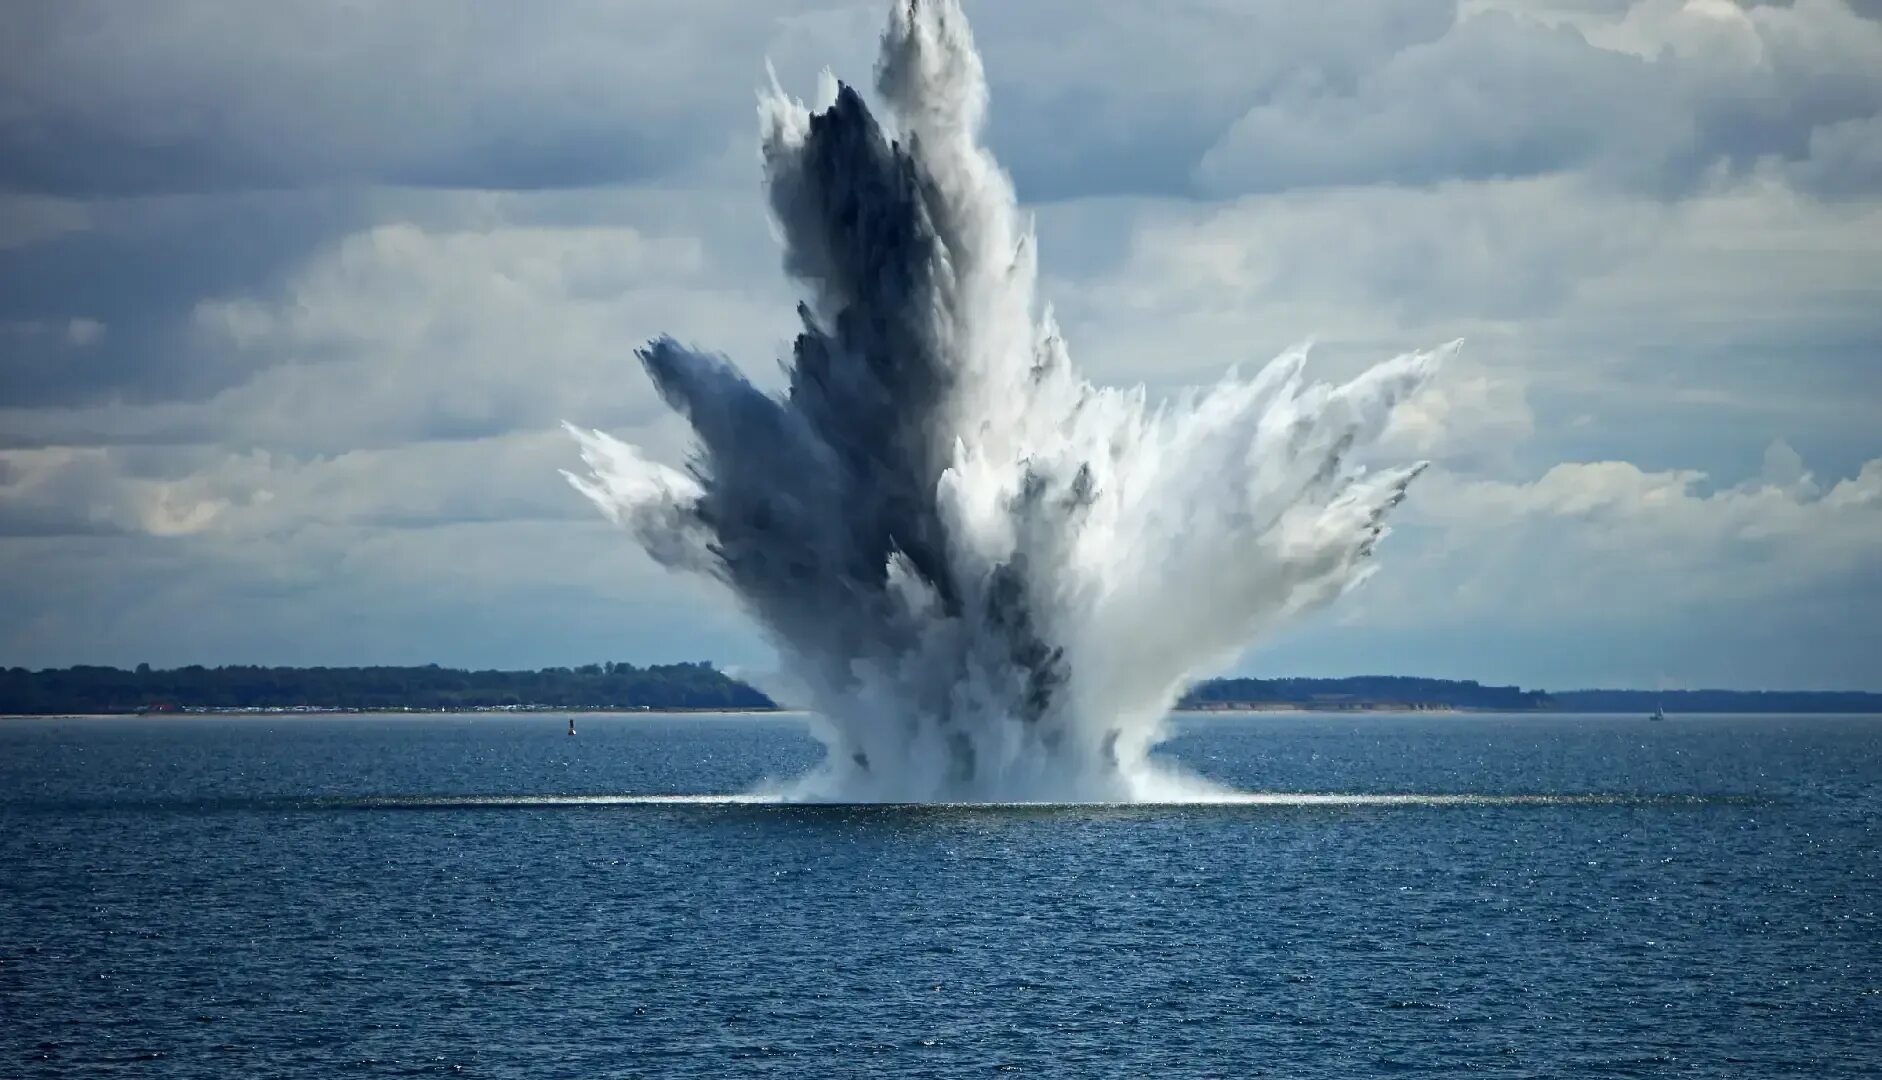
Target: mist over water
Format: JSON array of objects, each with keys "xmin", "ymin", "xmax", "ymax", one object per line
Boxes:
[{"xmin": 565, "ymin": 0, "xmax": 1451, "ymax": 802}]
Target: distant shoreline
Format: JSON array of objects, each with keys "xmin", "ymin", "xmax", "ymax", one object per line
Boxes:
[
  {"xmin": 6, "ymin": 663, "xmax": 1879, "ymax": 716},
  {"xmin": 0, "ymin": 706, "xmax": 787, "ymax": 720},
  {"xmin": 10, "ymin": 704, "xmax": 1882, "ymax": 720}
]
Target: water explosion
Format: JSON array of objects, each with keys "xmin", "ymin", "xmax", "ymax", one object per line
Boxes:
[{"xmin": 565, "ymin": 0, "xmax": 1451, "ymax": 802}]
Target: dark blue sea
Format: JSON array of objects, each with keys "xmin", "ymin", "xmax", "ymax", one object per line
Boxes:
[{"xmin": 3, "ymin": 712, "xmax": 1877, "ymax": 1078}]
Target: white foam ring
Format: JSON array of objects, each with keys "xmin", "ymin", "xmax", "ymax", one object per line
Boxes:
[{"xmin": 563, "ymin": 0, "xmax": 1452, "ymax": 803}]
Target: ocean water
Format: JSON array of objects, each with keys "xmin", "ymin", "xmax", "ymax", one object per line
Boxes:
[{"xmin": 2, "ymin": 712, "xmax": 1877, "ymax": 1078}]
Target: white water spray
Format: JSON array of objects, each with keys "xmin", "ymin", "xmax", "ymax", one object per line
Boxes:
[{"xmin": 565, "ymin": 0, "xmax": 1452, "ymax": 802}]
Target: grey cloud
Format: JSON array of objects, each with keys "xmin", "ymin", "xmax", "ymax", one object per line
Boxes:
[
  {"xmin": 0, "ymin": 189, "xmax": 370, "ymax": 409},
  {"xmin": 1792, "ymin": 114, "xmax": 1882, "ymax": 195},
  {"xmin": 969, "ymin": 0, "xmax": 1457, "ymax": 200},
  {"xmin": 0, "ymin": 429, "xmax": 611, "ymax": 542},
  {"xmin": 176, "ymin": 219, "xmax": 797, "ymax": 456},
  {"xmin": 0, "ymin": 200, "xmax": 805, "ymax": 459},
  {"xmin": 1, "ymin": 0, "xmax": 1471, "ymax": 203},
  {"xmin": 1199, "ymin": 14, "xmax": 1676, "ymax": 192},
  {"xmin": 0, "ymin": 445, "xmax": 222, "ymax": 537},
  {"xmin": 1198, "ymin": 0, "xmax": 1882, "ymax": 196},
  {"xmin": 0, "ymin": 1, "xmax": 840, "ymax": 198},
  {"xmin": 6, "ymin": 0, "xmax": 1879, "ymax": 211},
  {"xmin": 1044, "ymin": 177, "xmax": 1671, "ymax": 391},
  {"xmin": 0, "ymin": 182, "xmax": 801, "ymax": 431},
  {"xmin": 0, "ymin": 195, "xmax": 89, "ymax": 250}
]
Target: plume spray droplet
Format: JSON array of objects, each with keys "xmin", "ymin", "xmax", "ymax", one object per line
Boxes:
[{"xmin": 563, "ymin": 0, "xmax": 1453, "ymax": 802}]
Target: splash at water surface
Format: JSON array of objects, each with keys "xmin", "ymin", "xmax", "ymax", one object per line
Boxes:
[{"xmin": 565, "ymin": 0, "xmax": 1452, "ymax": 802}]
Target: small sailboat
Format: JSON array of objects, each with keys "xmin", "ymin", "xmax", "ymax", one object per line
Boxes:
[
  {"xmin": 1649, "ymin": 701, "xmax": 1666, "ymax": 722},
  {"xmin": 568, "ymin": 716, "xmax": 578, "ymax": 736}
]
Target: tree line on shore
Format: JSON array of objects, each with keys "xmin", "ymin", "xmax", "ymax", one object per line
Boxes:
[
  {"xmin": 1, "ymin": 663, "xmax": 1875, "ymax": 715},
  {"xmin": 0, "ymin": 662, "xmax": 773, "ymax": 714}
]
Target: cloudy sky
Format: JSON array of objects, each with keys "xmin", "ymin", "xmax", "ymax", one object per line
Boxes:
[{"xmin": 2, "ymin": 0, "xmax": 1878, "ymax": 690}]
